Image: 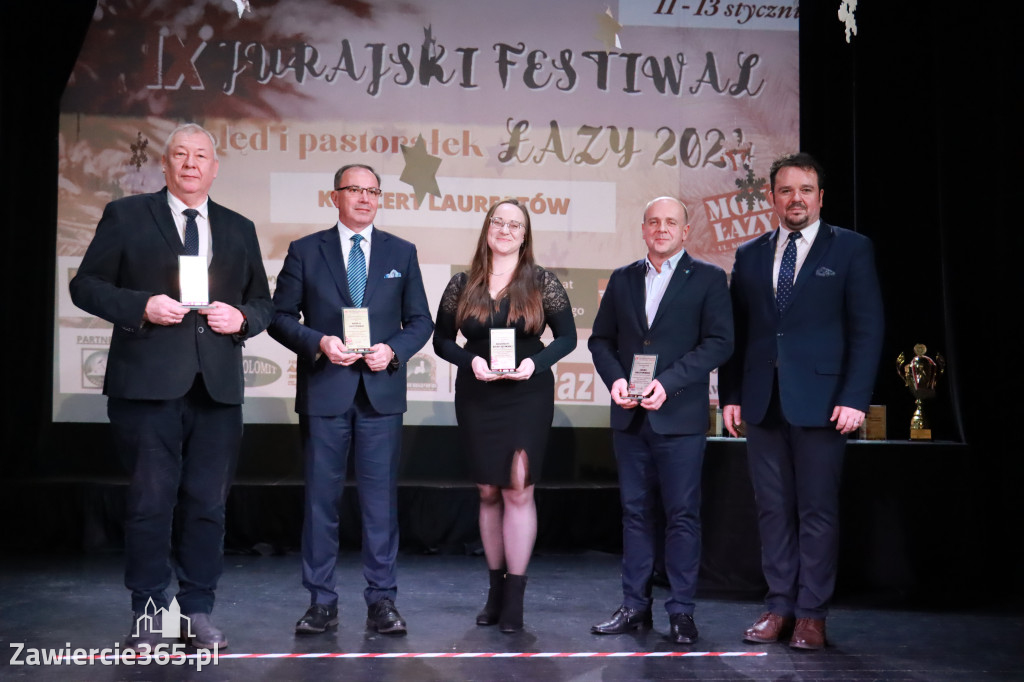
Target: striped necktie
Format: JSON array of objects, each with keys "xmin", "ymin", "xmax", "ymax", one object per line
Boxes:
[{"xmin": 348, "ymin": 233, "xmax": 367, "ymax": 306}]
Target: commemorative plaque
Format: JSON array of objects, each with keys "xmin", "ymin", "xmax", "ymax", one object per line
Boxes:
[
  {"xmin": 178, "ymin": 255, "xmax": 211, "ymax": 309},
  {"xmin": 342, "ymin": 307, "xmax": 373, "ymax": 354},
  {"xmin": 489, "ymin": 328, "xmax": 517, "ymax": 373},
  {"xmin": 627, "ymin": 354, "xmax": 658, "ymax": 400}
]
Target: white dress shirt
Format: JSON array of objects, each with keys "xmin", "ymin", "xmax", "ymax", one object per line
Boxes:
[
  {"xmin": 772, "ymin": 220, "xmax": 820, "ymax": 295},
  {"xmin": 338, "ymin": 222, "xmax": 373, "ymax": 271},
  {"xmin": 644, "ymin": 248, "xmax": 686, "ymax": 327},
  {"xmin": 167, "ymin": 192, "xmax": 211, "ymax": 261}
]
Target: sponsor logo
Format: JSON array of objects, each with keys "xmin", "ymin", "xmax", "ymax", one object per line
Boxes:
[
  {"xmin": 242, "ymin": 356, "xmax": 282, "ymax": 387},
  {"xmin": 555, "ymin": 362, "xmax": 597, "ymax": 403},
  {"xmin": 81, "ymin": 349, "xmax": 108, "ymax": 389},
  {"xmin": 407, "ymin": 354, "xmax": 437, "ymax": 391}
]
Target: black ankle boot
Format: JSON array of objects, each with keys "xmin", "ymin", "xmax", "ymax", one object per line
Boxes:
[
  {"xmin": 499, "ymin": 573, "xmax": 527, "ymax": 633},
  {"xmin": 476, "ymin": 569, "xmax": 505, "ymax": 626}
]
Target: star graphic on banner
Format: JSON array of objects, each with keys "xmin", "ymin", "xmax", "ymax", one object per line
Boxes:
[
  {"xmin": 400, "ymin": 134, "xmax": 442, "ymax": 205},
  {"xmin": 595, "ymin": 7, "xmax": 622, "ymax": 51}
]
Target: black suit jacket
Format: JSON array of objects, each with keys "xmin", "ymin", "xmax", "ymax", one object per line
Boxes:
[
  {"xmin": 69, "ymin": 188, "xmax": 273, "ymax": 404},
  {"xmin": 268, "ymin": 225, "xmax": 434, "ymax": 416},
  {"xmin": 589, "ymin": 253, "xmax": 734, "ymax": 435}
]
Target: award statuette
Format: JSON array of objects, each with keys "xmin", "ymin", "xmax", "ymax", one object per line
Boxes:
[
  {"xmin": 489, "ymin": 328, "xmax": 517, "ymax": 373},
  {"xmin": 627, "ymin": 354, "xmax": 658, "ymax": 400},
  {"xmin": 178, "ymin": 255, "xmax": 212, "ymax": 309},
  {"xmin": 342, "ymin": 307, "xmax": 373, "ymax": 354},
  {"xmin": 896, "ymin": 343, "xmax": 945, "ymax": 440}
]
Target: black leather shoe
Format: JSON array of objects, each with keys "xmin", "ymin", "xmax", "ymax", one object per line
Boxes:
[
  {"xmin": 186, "ymin": 613, "xmax": 228, "ymax": 649},
  {"xmin": 295, "ymin": 604, "xmax": 339, "ymax": 634},
  {"xmin": 366, "ymin": 598, "xmax": 407, "ymax": 635},
  {"xmin": 591, "ymin": 605, "xmax": 653, "ymax": 634},
  {"xmin": 125, "ymin": 611, "xmax": 163, "ymax": 650},
  {"xmin": 668, "ymin": 613, "xmax": 699, "ymax": 644}
]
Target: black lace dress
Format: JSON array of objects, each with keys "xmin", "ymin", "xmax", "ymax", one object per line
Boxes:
[{"xmin": 433, "ymin": 268, "xmax": 577, "ymax": 486}]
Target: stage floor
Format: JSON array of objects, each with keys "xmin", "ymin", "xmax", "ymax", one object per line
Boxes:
[{"xmin": 1, "ymin": 552, "xmax": 1021, "ymax": 681}]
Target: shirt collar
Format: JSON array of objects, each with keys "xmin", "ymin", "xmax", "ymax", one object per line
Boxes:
[
  {"xmin": 778, "ymin": 220, "xmax": 820, "ymax": 244},
  {"xmin": 167, "ymin": 191, "xmax": 209, "ymax": 219},
  {"xmin": 645, "ymin": 247, "xmax": 686, "ymax": 275},
  {"xmin": 338, "ymin": 221, "xmax": 373, "ymax": 243}
]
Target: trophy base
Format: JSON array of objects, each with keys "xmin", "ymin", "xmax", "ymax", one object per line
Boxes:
[{"xmin": 910, "ymin": 427, "xmax": 932, "ymax": 440}]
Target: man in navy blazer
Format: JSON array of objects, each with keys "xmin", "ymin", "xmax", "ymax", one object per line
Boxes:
[
  {"xmin": 70, "ymin": 123, "xmax": 273, "ymax": 650},
  {"xmin": 720, "ymin": 153, "xmax": 884, "ymax": 650},
  {"xmin": 589, "ymin": 197, "xmax": 733, "ymax": 644},
  {"xmin": 270, "ymin": 164, "xmax": 433, "ymax": 635}
]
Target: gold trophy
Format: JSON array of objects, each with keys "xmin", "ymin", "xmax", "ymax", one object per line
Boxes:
[{"xmin": 896, "ymin": 344, "xmax": 945, "ymax": 440}]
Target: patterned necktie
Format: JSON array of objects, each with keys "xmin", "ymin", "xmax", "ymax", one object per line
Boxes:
[
  {"xmin": 182, "ymin": 208, "xmax": 200, "ymax": 256},
  {"xmin": 776, "ymin": 231, "xmax": 800, "ymax": 312},
  {"xmin": 348, "ymin": 233, "xmax": 367, "ymax": 306}
]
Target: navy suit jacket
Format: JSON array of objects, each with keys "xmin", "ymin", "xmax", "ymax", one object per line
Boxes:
[
  {"xmin": 69, "ymin": 188, "xmax": 273, "ymax": 404},
  {"xmin": 719, "ymin": 221, "xmax": 884, "ymax": 427},
  {"xmin": 269, "ymin": 225, "xmax": 433, "ymax": 416},
  {"xmin": 589, "ymin": 253, "xmax": 734, "ymax": 435}
]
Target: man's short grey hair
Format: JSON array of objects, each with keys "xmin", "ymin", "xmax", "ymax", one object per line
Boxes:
[
  {"xmin": 163, "ymin": 123, "xmax": 218, "ymax": 160},
  {"xmin": 643, "ymin": 196, "xmax": 689, "ymax": 223}
]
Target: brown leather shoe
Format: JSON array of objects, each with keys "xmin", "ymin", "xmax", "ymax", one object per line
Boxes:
[
  {"xmin": 743, "ymin": 612, "xmax": 795, "ymax": 643},
  {"xmin": 789, "ymin": 617, "xmax": 826, "ymax": 650}
]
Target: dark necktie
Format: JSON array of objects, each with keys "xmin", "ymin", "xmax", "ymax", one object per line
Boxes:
[
  {"xmin": 776, "ymin": 231, "xmax": 800, "ymax": 312},
  {"xmin": 182, "ymin": 208, "xmax": 199, "ymax": 256},
  {"xmin": 348, "ymin": 233, "xmax": 367, "ymax": 306}
]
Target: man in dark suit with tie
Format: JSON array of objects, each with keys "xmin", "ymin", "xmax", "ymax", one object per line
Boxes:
[
  {"xmin": 588, "ymin": 197, "xmax": 733, "ymax": 644},
  {"xmin": 70, "ymin": 123, "xmax": 273, "ymax": 650},
  {"xmin": 720, "ymin": 152, "xmax": 884, "ymax": 650},
  {"xmin": 270, "ymin": 164, "xmax": 433, "ymax": 635}
]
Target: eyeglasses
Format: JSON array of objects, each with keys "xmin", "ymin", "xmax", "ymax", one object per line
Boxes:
[
  {"xmin": 489, "ymin": 216, "xmax": 525, "ymax": 233},
  {"xmin": 335, "ymin": 185, "xmax": 383, "ymax": 197}
]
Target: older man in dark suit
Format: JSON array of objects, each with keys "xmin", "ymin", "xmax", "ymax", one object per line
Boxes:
[
  {"xmin": 270, "ymin": 164, "xmax": 433, "ymax": 636},
  {"xmin": 70, "ymin": 123, "xmax": 273, "ymax": 650},
  {"xmin": 588, "ymin": 197, "xmax": 733, "ymax": 644},
  {"xmin": 720, "ymin": 152, "xmax": 884, "ymax": 650}
]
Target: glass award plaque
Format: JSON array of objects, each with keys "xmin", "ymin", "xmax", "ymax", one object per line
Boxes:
[
  {"xmin": 627, "ymin": 354, "xmax": 658, "ymax": 400},
  {"xmin": 489, "ymin": 328, "xmax": 516, "ymax": 373},
  {"xmin": 342, "ymin": 307, "xmax": 372, "ymax": 354},
  {"xmin": 179, "ymin": 255, "xmax": 212, "ymax": 309}
]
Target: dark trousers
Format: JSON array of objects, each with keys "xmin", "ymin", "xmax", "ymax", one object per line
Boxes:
[
  {"xmin": 613, "ymin": 415, "xmax": 705, "ymax": 616},
  {"xmin": 301, "ymin": 382, "xmax": 402, "ymax": 607},
  {"xmin": 108, "ymin": 375, "xmax": 242, "ymax": 614},
  {"xmin": 745, "ymin": 382, "xmax": 846, "ymax": 619}
]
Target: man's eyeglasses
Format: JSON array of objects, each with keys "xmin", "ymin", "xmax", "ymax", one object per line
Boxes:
[
  {"xmin": 335, "ymin": 185, "xmax": 383, "ymax": 197},
  {"xmin": 489, "ymin": 216, "xmax": 525, "ymax": 233}
]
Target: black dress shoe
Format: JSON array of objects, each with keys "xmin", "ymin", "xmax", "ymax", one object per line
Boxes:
[
  {"xmin": 295, "ymin": 604, "xmax": 339, "ymax": 634},
  {"xmin": 668, "ymin": 613, "xmax": 699, "ymax": 644},
  {"xmin": 366, "ymin": 598, "xmax": 407, "ymax": 635},
  {"xmin": 186, "ymin": 613, "xmax": 228, "ymax": 649},
  {"xmin": 591, "ymin": 605, "xmax": 653, "ymax": 634}
]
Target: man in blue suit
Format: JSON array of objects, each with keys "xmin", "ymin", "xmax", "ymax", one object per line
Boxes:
[
  {"xmin": 589, "ymin": 197, "xmax": 733, "ymax": 644},
  {"xmin": 720, "ymin": 153, "xmax": 884, "ymax": 650},
  {"xmin": 70, "ymin": 123, "xmax": 273, "ymax": 650},
  {"xmin": 270, "ymin": 164, "xmax": 433, "ymax": 635}
]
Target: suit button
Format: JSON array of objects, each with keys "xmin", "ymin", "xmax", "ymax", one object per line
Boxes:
[
  {"xmin": 777, "ymin": 332, "xmax": 783, "ymax": 337},
  {"xmin": 643, "ymin": 339, "xmax": 651, "ymax": 346},
  {"xmin": 198, "ymin": 326, "xmax": 205, "ymax": 334}
]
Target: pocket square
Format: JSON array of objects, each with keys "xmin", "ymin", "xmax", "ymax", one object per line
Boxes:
[
  {"xmin": 815, "ymin": 266, "xmax": 836, "ymax": 277},
  {"xmin": 384, "ymin": 269, "xmax": 402, "ymax": 279}
]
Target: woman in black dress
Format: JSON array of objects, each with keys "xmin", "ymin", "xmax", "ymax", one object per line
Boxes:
[{"xmin": 433, "ymin": 198, "xmax": 577, "ymax": 632}]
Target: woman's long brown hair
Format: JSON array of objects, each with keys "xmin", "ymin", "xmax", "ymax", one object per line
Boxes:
[{"xmin": 455, "ymin": 198, "xmax": 544, "ymax": 334}]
